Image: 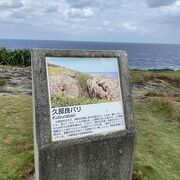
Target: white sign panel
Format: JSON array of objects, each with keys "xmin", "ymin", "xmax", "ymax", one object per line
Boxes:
[
  {"xmin": 51, "ymin": 101, "xmax": 125, "ymax": 141},
  {"xmin": 47, "ymin": 57, "xmax": 125, "ymax": 141}
]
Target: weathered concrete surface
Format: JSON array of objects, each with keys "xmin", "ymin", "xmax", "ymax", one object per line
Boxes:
[
  {"xmin": 87, "ymin": 76, "xmax": 121, "ymax": 100},
  {"xmin": 39, "ymin": 132, "xmax": 135, "ymax": 180},
  {"xmin": 32, "ymin": 49, "xmax": 136, "ymax": 180}
]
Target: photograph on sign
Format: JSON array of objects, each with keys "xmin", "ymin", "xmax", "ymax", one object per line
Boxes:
[{"xmin": 46, "ymin": 57, "xmax": 126, "ymax": 141}]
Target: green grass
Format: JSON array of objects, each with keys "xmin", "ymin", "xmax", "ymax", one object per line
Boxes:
[
  {"xmin": 48, "ymin": 64, "xmax": 76, "ymax": 76},
  {"xmin": 48, "ymin": 66, "xmax": 62, "ymax": 76},
  {"xmin": 0, "ymin": 94, "xmax": 179, "ymax": 179},
  {"xmin": 1, "ymin": 51, "xmax": 180, "ymax": 179},
  {"xmin": 130, "ymin": 70, "xmax": 180, "ymax": 88},
  {"xmin": 133, "ymin": 98, "xmax": 180, "ymax": 180},
  {"xmin": 51, "ymin": 94, "xmax": 107, "ymax": 107},
  {"xmin": 150, "ymin": 97, "xmax": 180, "ymax": 121},
  {"xmin": 0, "ymin": 96, "xmax": 34, "ymax": 180}
]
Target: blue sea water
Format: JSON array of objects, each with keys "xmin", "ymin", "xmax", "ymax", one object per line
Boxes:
[
  {"xmin": 0, "ymin": 39, "xmax": 180, "ymax": 70},
  {"xmin": 88, "ymin": 72, "xmax": 118, "ymax": 78}
]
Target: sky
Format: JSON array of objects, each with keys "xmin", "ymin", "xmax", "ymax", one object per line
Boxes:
[
  {"xmin": 47, "ymin": 57, "xmax": 119, "ymax": 72},
  {"xmin": 0, "ymin": 0, "xmax": 180, "ymax": 44}
]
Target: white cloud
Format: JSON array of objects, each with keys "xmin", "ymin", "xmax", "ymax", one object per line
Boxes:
[
  {"xmin": 122, "ymin": 23, "xmax": 137, "ymax": 32},
  {"xmin": 103, "ymin": 20, "xmax": 109, "ymax": 26},
  {"xmin": 159, "ymin": 1, "xmax": 180, "ymax": 15},
  {"xmin": 67, "ymin": 7, "xmax": 94, "ymax": 18},
  {"xmin": 146, "ymin": 0, "xmax": 178, "ymax": 7},
  {"xmin": 44, "ymin": 5, "xmax": 59, "ymax": 13},
  {"xmin": 119, "ymin": 23, "xmax": 148, "ymax": 34},
  {"xmin": 66, "ymin": 0, "xmax": 92, "ymax": 8},
  {"xmin": 0, "ymin": 0, "xmax": 180, "ymax": 43},
  {"xmin": 0, "ymin": 0, "xmax": 24, "ymax": 9}
]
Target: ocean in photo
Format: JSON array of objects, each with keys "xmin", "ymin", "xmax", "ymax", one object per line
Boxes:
[{"xmin": 88, "ymin": 72, "xmax": 118, "ymax": 78}]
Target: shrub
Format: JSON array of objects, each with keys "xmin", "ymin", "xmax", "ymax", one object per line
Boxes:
[
  {"xmin": 75, "ymin": 72, "xmax": 91, "ymax": 97},
  {"xmin": 0, "ymin": 48, "xmax": 31, "ymax": 66}
]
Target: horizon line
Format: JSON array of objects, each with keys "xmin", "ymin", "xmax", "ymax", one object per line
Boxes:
[{"xmin": 0, "ymin": 38, "xmax": 180, "ymax": 46}]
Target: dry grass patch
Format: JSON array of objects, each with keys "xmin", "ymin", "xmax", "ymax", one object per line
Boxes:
[{"xmin": 150, "ymin": 97, "xmax": 180, "ymax": 121}]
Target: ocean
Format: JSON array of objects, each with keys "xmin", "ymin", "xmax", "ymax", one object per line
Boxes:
[
  {"xmin": 88, "ymin": 72, "xmax": 118, "ymax": 78},
  {"xmin": 0, "ymin": 39, "xmax": 180, "ymax": 70}
]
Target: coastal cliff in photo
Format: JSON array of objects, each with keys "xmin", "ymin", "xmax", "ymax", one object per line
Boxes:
[{"xmin": 47, "ymin": 58, "xmax": 122, "ymax": 107}]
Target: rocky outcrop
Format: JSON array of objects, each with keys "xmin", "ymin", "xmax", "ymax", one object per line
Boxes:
[
  {"xmin": 87, "ymin": 76, "xmax": 121, "ymax": 100},
  {"xmin": 49, "ymin": 74, "xmax": 83, "ymax": 97},
  {"xmin": 0, "ymin": 67, "xmax": 32, "ymax": 96}
]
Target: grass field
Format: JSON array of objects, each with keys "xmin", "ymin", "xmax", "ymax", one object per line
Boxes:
[
  {"xmin": 133, "ymin": 98, "xmax": 180, "ymax": 180},
  {"xmin": 0, "ymin": 96, "xmax": 33, "ymax": 180},
  {"xmin": 0, "ymin": 66, "xmax": 179, "ymax": 180},
  {"xmin": 0, "ymin": 95, "xmax": 179, "ymax": 179}
]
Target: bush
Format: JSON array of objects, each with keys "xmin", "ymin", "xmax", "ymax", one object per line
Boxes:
[
  {"xmin": 0, "ymin": 48, "xmax": 31, "ymax": 66},
  {"xmin": 75, "ymin": 72, "xmax": 91, "ymax": 97}
]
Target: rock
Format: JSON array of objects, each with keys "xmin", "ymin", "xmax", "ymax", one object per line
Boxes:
[
  {"xmin": 87, "ymin": 76, "xmax": 121, "ymax": 100},
  {"xmin": 49, "ymin": 75, "xmax": 83, "ymax": 97},
  {"xmin": 0, "ymin": 66, "xmax": 32, "ymax": 96}
]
